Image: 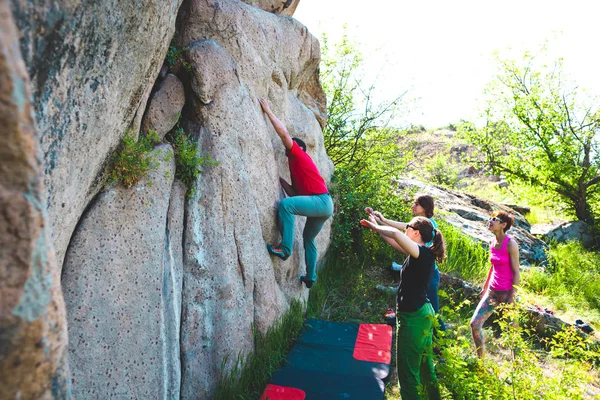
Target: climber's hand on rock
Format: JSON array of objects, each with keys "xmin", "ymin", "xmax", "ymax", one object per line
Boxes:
[{"xmin": 259, "ymin": 98, "xmax": 271, "ymax": 113}]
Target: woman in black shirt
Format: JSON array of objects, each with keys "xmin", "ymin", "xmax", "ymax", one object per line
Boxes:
[{"xmin": 360, "ymin": 215, "xmax": 445, "ymax": 400}]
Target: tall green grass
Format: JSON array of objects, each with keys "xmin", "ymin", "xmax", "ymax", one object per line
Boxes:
[
  {"xmin": 214, "ymin": 300, "xmax": 304, "ymax": 399},
  {"xmin": 522, "ymin": 241, "xmax": 600, "ymax": 313},
  {"xmin": 437, "ymin": 220, "xmax": 489, "ymax": 283}
]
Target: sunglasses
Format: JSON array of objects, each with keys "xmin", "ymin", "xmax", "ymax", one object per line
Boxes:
[
  {"xmin": 406, "ymin": 225, "xmax": 415, "ymax": 230},
  {"xmin": 489, "ymin": 217, "xmax": 503, "ymax": 223}
]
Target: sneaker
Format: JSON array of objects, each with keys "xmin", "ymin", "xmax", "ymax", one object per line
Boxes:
[
  {"xmin": 299, "ymin": 275, "xmax": 314, "ymax": 289},
  {"xmin": 267, "ymin": 244, "xmax": 289, "ymax": 260},
  {"xmin": 391, "ymin": 261, "xmax": 402, "ymax": 271},
  {"xmin": 575, "ymin": 319, "xmax": 594, "ymax": 334}
]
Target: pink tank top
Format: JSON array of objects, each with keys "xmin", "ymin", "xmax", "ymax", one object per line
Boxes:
[{"xmin": 488, "ymin": 236, "xmax": 514, "ymax": 291}]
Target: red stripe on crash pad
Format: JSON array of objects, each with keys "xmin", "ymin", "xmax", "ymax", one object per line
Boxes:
[
  {"xmin": 353, "ymin": 324, "xmax": 393, "ymax": 363},
  {"xmin": 260, "ymin": 384, "xmax": 306, "ymax": 400}
]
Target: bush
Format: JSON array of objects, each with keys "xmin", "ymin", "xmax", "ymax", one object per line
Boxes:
[{"xmin": 424, "ymin": 153, "xmax": 459, "ymax": 188}]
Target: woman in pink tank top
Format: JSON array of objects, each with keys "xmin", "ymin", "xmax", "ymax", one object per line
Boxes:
[{"xmin": 470, "ymin": 210, "xmax": 521, "ymax": 358}]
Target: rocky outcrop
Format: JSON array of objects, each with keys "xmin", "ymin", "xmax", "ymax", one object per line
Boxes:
[
  {"xmin": 396, "ymin": 178, "xmax": 547, "ymax": 265},
  {"xmin": 10, "ymin": 0, "xmax": 184, "ymax": 269},
  {"xmin": 0, "ymin": 2, "xmax": 70, "ymax": 397},
  {"xmin": 532, "ymin": 221, "xmax": 594, "ymax": 248}
]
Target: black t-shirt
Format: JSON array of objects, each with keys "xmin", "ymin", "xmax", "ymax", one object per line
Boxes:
[{"xmin": 397, "ymin": 245, "xmax": 435, "ymax": 312}]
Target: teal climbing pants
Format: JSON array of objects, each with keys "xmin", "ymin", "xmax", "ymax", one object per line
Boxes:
[
  {"xmin": 396, "ymin": 303, "xmax": 441, "ymax": 400},
  {"xmin": 279, "ymin": 193, "xmax": 333, "ymax": 281}
]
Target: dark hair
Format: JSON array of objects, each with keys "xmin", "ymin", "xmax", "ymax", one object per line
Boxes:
[
  {"xmin": 292, "ymin": 137, "xmax": 306, "ymax": 152},
  {"xmin": 491, "ymin": 210, "xmax": 514, "ymax": 232},
  {"xmin": 411, "ymin": 216, "xmax": 446, "ymax": 263},
  {"xmin": 415, "ymin": 194, "xmax": 435, "ymax": 218}
]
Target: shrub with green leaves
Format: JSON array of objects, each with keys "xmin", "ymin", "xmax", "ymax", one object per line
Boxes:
[
  {"xmin": 170, "ymin": 127, "xmax": 217, "ymax": 198},
  {"xmin": 424, "ymin": 153, "xmax": 460, "ymax": 188},
  {"xmin": 109, "ymin": 133, "xmax": 157, "ymax": 188}
]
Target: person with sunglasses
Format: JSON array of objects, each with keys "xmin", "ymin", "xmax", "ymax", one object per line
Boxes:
[
  {"xmin": 470, "ymin": 210, "xmax": 521, "ymax": 358},
  {"xmin": 365, "ymin": 194, "xmax": 446, "ymax": 330},
  {"xmin": 360, "ymin": 215, "xmax": 444, "ymax": 400}
]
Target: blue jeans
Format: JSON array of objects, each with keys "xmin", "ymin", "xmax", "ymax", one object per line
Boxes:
[
  {"xmin": 427, "ymin": 268, "xmax": 446, "ymax": 331},
  {"xmin": 279, "ymin": 193, "xmax": 333, "ymax": 281}
]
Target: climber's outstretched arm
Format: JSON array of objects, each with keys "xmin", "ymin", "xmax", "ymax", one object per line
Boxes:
[{"xmin": 259, "ymin": 98, "xmax": 294, "ymax": 150}]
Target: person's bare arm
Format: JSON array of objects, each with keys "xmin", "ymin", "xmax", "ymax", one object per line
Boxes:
[
  {"xmin": 279, "ymin": 177, "xmax": 297, "ymax": 197},
  {"xmin": 364, "ymin": 208, "xmax": 408, "ymax": 253},
  {"xmin": 360, "ymin": 219, "xmax": 420, "ymax": 258},
  {"xmin": 259, "ymin": 99, "xmax": 293, "ymax": 150},
  {"xmin": 508, "ymin": 240, "xmax": 521, "ymax": 301},
  {"xmin": 374, "ymin": 211, "xmax": 408, "ymax": 230}
]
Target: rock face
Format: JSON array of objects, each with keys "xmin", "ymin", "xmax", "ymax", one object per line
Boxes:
[
  {"xmin": 7, "ymin": 0, "xmax": 333, "ymax": 398},
  {"xmin": 396, "ymin": 178, "xmax": 547, "ymax": 266},
  {"xmin": 0, "ymin": 2, "xmax": 70, "ymax": 397},
  {"xmin": 62, "ymin": 146, "xmax": 178, "ymax": 399},
  {"xmin": 10, "ymin": 0, "xmax": 184, "ymax": 268},
  {"xmin": 175, "ymin": 2, "xmax": 333, "ymax": 397}
]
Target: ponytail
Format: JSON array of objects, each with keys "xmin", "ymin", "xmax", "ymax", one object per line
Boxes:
[
  {"xmin": 411, "ymin": 216, "xmax": 446, "ymax": 263},
  {"xmin": 430, "ymin": 228, "xmax": 446, "ymax": 263}
]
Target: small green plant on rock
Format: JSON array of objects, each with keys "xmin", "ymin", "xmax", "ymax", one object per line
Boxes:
[
  {"xmin": 171, "ymin": 127, "xmax": 217, "ymax": 198},
  {"xmin": 166, "ymin": 45, "xmax": 192, "ymax": 72},
  {"xmin": 109, "ymin": 132, "xmax": 157, "ymax": 188}
]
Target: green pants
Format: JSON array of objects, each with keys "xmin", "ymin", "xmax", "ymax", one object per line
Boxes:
[
  {"xmin": 396, "ymin": 303, "xmax": 441, "ymax": 400},
  {"xmin": 279, "ymin": 193, "xmax": 333, "ymax": 281}
]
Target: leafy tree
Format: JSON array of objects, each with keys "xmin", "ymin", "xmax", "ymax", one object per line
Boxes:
[
  {"xmin": 460, "ymin": 53, "xmax": 600, "ymax": 225},
  {"xmin": 320, "ymin": 33, "xmax": 409, "ymax": 184},
  {"xmin": 319, "ymin": 34, "xmax": 412, "ymax": 255}
]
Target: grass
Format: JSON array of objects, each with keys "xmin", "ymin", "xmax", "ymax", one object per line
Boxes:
[
  {"xmin": 436, "ymin": 219, "xmax": 489, "ymax": 282},
  {"xmin": 214, "ymin": 300, "xmax": 304, "ymax": 399}
]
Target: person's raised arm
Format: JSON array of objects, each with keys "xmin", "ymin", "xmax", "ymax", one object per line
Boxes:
[
  {"xmin": 364, "ymin": 207, "xmax": 407, "ymax": 230},
  {"xmin": 364, "ymin": 209, "xmax": 407, "ymax": 254},
  {"xmin": 360, "ymin": 219, "xmax": 420, "ymax": 258},
  {"xmin": 259, "ymin": 98, "xmax": 293, "ymax": 150}
]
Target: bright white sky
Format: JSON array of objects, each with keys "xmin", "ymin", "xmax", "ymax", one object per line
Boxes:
[{"xmin": 294, "ymin": 0, "xmax": 600, "ymax": 128}]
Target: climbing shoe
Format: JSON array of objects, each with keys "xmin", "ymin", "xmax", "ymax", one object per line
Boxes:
[
  {"xmin": 299, "ymin": 275, "xmax": 314, "ymax": 289},
  {"xmin": 267, "ymin": 244, "xmax": 289, "ymax": 260}
]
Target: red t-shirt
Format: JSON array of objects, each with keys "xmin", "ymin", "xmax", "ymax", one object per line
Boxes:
[{"xmin": 286, "ymin": 142, "xmax": 328, "ymax": 196}]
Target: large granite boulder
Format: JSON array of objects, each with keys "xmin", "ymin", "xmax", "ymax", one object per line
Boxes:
[
  {"xmin": 241, "ymin": 0, "xmax": 300, "ymax": 16},
  {"xmin": 396, "ymin": 178, "xmax": 547, "ymax": 266},
  {"xmin": 0, "ymin": 3, "xmax": 70, "ymax": 397},
  {"xmin": 532, "ymin": 220, "xmax": 594, "ymax": 248},
  {"xmin": 62, "ymin": 145, "xmax": 179, "ymax": 399},
  {"xmin": 10, "ymin": 0, "xmax": 184, "ymax": 268},
  {"xmin": 141, "ymin": 73, "xmax": 186, "ymax": 140},
  {"xmin": 175, "ymin": 1, "xmax": 333, "ymax": 397}
]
